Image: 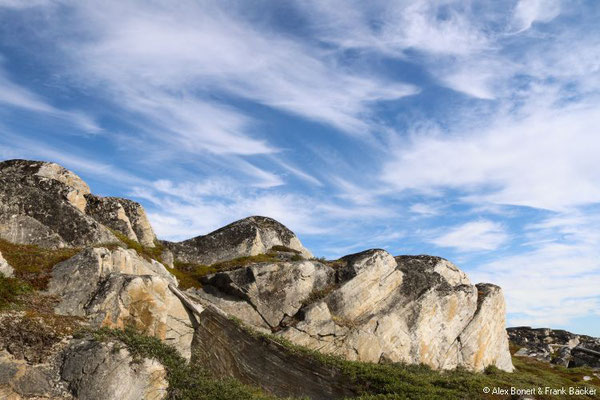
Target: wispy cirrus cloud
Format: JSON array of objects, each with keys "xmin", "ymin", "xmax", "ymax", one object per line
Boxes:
[{"xmin": 430, "ymin": 220, "xmax": 508, "ymax": 252}]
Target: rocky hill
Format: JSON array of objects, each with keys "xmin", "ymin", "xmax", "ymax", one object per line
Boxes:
[{"xmin": 0, "ymin": 159, "xmax": 598, "ymax": 400}]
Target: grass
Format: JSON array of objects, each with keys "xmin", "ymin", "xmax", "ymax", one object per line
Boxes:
[
  {"xmin": 89, "ymin": 327, "xmax": 280, "ymax": 400},
  {"xmin": 301, "ymin": 283, "xmax": 338, "ymax": 307},
  {"xmin": 0, "ymin": 239, "xmax": 80, "ymax": 289},
  {"xmin": 0, "ymin": 274, "xmax": 32, "ymax": 310},
  {"xmin": 229, "ymin": 318, "xmax": 600, "ymax": 400}
]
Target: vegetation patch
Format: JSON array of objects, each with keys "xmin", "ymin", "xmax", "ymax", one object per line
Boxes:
[
  {"xmin": 301, "ymin": 283, "xmax": 338, "ymax": 307},
  {"xmin": 0, "ymin": 239, "xmax": 80, "ymax": 289},
  {"xmin": 90, "ymin": 327, "xmax": 278, "ymax": 400},
  {"xmin": 270, "ymin": 245, "xmax": 301, "ymax": 254},
  {"xmin": 109, "ymin": 230, "xmax": 164, "ymax": 263},
  {"xmin": 0, "ymin": 274, "xmax": 32, "ymax": 310},
  {"xmin": 168, "ymin": 254, "xmax": 281, "ymax": 290}
]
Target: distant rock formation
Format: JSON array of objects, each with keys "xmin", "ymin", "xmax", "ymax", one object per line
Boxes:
[
  {"xmin": 508, "ymin": 326, "xmax": 600, "ymax": 369},
  {"xmin": 162, "ymin": 215, "xmax": 313, "ymax": 265},
  {"xmin": 189, "ymin": 249, "xmax": 514, "ymax": 372}
]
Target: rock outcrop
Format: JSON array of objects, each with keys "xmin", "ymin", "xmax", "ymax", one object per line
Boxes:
[
  {"xmin": 0, "ymin": 338, "xmax": 168, "ymax": 400},
  {"xmin": 163, "ymin": 216, "xmax": 312, "ymax": 265},
  {"xmin": 0, "ymin": 159, "xmax": 157, "ymax": 249},
  {"xmin": 47, "ymin": 247, "xmax": 194, "ymax": 359},
  {"xmin": 0, "ymin": 160, "xmax": 116, "ymax": 248},
  {"xmin": 193, "ymin": 305, "xmax": 358, "ymax": 400},
  {"xmin": 84, "ymin": 195, "xmax": 156, "ymax": 247},
  {"xmin": 0, "ymin": 250, "xmax": 13, "ymax": 277},
  {"xmin": 508, "ymin": 326, "xmax": 600, "ymax": 369},
  {"xmin": 190, "ymin": 249, "xmax": 514, "ymax": 372},
  {"xmin": 61, "ymin": 339, "xmax": 168, "ymax": 400}
]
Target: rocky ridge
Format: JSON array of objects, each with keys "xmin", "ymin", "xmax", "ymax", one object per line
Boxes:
[
  {"xmin": 0, "ymin": 159, "xmax": 518, "ymax": 399},
  {"xmin": 508, "ymin": 326, "xmax": 600, "ymax": 369}
]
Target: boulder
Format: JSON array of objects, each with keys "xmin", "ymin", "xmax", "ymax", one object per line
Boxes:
[
  {"xmin": 85, "ymin": 195, "xmax": 157, "ymax": 247},
  {"xmin": 47, "ymin": 247, "xmax": 194, "ymax": 359},
  {"xmin": 197, "ymin": 249, "xmax": 514, "ymax": 372},
  {"xmin": 61, "ymin": 339, "xmax": 167, "ymax": 400},
  {"xmin": 0, "ymin": 160, "xmax": 116, "ymax": 248},
  {"xmin": 0, "ymin": 250, "xmax": 13, "ymax": 277},
  {"xmin": 163, "ymin": 216, "xmax": 312, "ymax": 265}
]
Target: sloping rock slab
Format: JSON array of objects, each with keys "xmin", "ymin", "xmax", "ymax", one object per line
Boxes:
[{"xmin": 193, "ymin": 306, "xmax": 357, "ymax": 400}]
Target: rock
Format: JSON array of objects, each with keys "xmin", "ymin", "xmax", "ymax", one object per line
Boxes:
[
  {"xmin": 0, "ymin": 350, "xmax": 68, "ymax": 400},
  {"xmin": 85, "ymin": 195, "xmax": 157, "ymax": 247},
  {"xmin": 48, "ymin": 247, "xmax": 177, "ymax": 316},
  {"xmin": 0, "ymin": 159, "xmax": 116, "ymax": 248},
  {"xmin": 47, "ymin": 247, "xmax": 194, "ymax": 359},
  {"xmin": 193, "ymin": 305, "xmax": 358, "ymax": 400},
  {"xmin": 163, "ymin": 216, "xmax": 312, "ymax": 265},
  {"xmin": 508, "ymin": 326, "xmax": 600, "ymax": 369},
  {"xmin": 198, "ymin": 259, "xmax": 333, "ymax": 329},
  {"xmin": 197, "ymin": 249, "xmax": 514, "ymax": 372},
  {"xmin": 0, "ymin": 250, "xmax": 14, "ymax": 277},
  {"xmin": 458, "ymin": 284, "xmax": 514, "ymax": 372},
  {"xmin": 61, "ymin": 339, "xmax": 167, "ymax": 400},
  {"xmin": 85, "ymin": 274, "xmax": 195, "ymax": 359}
]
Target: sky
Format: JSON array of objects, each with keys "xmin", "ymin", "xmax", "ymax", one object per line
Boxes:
[{"xmin": 0, "ymin": 0, "xmax": 599, "ymax": 336}]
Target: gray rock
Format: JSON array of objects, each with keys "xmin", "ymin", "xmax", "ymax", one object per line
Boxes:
[
  {"xmin": 85, "ymin": 195, "xmax": 157, "ymax": 247},
  {"xmin": 0, "ymin": 159, "xmax": 116, "ymax": 248},
  {"xmin": 198, "ymin": 249, "xmax": 514, "ymax": 372},
  {"xmin": 163, "ymin": 216, "xmax": 312, "ymax": 265},
  {"xmin": 508, "ymin": 326, "xmax": 600, "ymax": 369},
  {"xmin": 61, "ymin": 339, "xmax": 167, "ymax": 400},
  {"xmin": 0, "ymin": 250, "xmax": 13, "ymax": 277},
  {"xmin": 47, "ymin": 247, "xmax": 193, "ymax": 359}
]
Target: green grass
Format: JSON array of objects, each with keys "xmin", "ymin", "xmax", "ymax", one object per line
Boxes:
[
  {"xmin": 0, "ymin": 239, "xmax": 80, "ymax": 289},
  {"xmin": 0, "ymin": 274, "xmax": 32, "ymax": 310},
  {"xmin": 269, "ymin": 245, "xmax": 301, "ymax": 254},
  {"xmin": 230, "ymin": 318, "xmax": 600, "ymax": 400},
  {"xmin": 89, "ymin": 327, "xmax": 280, "ymax": 400}
]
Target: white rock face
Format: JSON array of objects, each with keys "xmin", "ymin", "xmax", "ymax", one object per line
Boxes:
[
  {"xmin": 61, "ymin": 339, "xmax": 167, "ymax": 400},
  {"xmin": 197, "ymin": 249, "xmax": 514, "ymax": 372},
  {"xmin": 35, "ymin": 162, "xmax": 90, "ymax": 212},
  {"xmin": 164, "ymin": 216, "xmax": 312, "ymax": 265},
  {"xmin": 47, "ymin": 247, "xmax": 194, "ymax": 359},
  {"xmin": 0, "ymin": 250, "xmax": 13, "ymax": 277}
]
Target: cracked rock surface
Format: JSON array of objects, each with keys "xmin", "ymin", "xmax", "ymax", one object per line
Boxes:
[{"xmin": 194, "ymin": 249, "xmax": 514, "ymax": 372}]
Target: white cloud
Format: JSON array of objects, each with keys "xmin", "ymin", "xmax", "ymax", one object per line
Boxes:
[
  {"xmin": 470, "ymin": 211, "xmax": 600, "ymax": 327},
  {"xmin": 409, "ymin": 203, "xmax": 441, "ymax": 217},
  {"xmin": 381, "ymin": 104, "xmax": 600, "ymax": 211},
  {"xmin": 511, "ymin": 0, "xmax": 562, "ymax": 33},
  {"xmin": 430, "ymin": 219, "xmax": 508, "ymax": 251}
]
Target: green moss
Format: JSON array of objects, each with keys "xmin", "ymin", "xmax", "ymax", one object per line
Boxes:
[
  {"xmin": 90, "ymin": 327, "xmax": 279, "ymax": 400},
  {"xmin": 0, "ymin": 274, "xmax": 32, "ymax": 310},
  {"xmin": 0, "ymin": 239, "xmax": 80, "ymax": 289}
]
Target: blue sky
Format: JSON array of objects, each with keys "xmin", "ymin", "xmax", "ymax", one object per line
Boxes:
[{"xmin": 1, "ymin": 0, "xmax": 599, "ymax": 336}]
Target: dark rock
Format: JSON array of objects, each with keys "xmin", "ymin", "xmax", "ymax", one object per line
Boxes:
[{"xmin": 192, "ymin": 305, "xmax": 358, "ymax": 400}]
